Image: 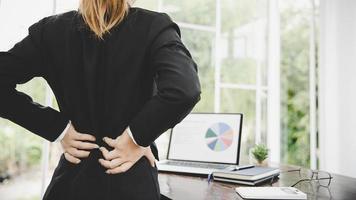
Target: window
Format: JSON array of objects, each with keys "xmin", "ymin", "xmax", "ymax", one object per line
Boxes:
[
  {"xmin": 280, "ymin": 0, "xmax": 319, "ymax": 168},
  {"xmin": 147, "ymin": 0, "xmax": 319, "ymax": 168},
  {"xmin": 151, "ymin": 0, "xmax": 269, "ymax": 165},
  {"xmin": 0, "ymin": 0, "xmax": 319, "ymax": 199}
]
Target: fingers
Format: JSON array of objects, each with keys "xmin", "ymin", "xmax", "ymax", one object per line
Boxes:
[
  {"xmin": 106, "ymin": 162, "xmax": 133, "ymax": 174},
  {"xmin": 99, "ymin": 147, "xmax": 110, "ymax": 160},
  {"xmin": 103, "ymin": 137, "xmax": 117, "ymax": 148},
  {"xmin": 98, "ymin": 158, "xmax": 125, "ymax": 169},
  {"xmin": 71, "ymin": 141, "xmax": 99, "ymax": 150},
  {"xmin": 61, "ymin": 125, "xmax": 98, "ymax": 164},
  {"xmin": 99, "ymin": 147, "xmax": 120, "ymax": 160},
  {"xmin": 67, "ymin": 147, "xmax": 90, "ymax": 158},
  {"xmin": 64, "ymin": 152, "xmax": 81, "ymax": 164},
  {"xmin": 73, "ymin": 132, "xmax": 96, "ymax": 142}
]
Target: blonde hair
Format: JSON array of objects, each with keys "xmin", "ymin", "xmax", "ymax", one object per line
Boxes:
[{"xmin": 78, "ymin": 0, "xmax": 131, "ymax": 40}]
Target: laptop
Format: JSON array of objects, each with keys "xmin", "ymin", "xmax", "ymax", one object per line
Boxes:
[{"xmin": 157, "ymin": 113, "xmax": 243, "ymax": 175}]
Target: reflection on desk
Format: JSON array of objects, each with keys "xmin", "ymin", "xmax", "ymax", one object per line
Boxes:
[{"xmin": 158, "ymin": 165, "xmax": 356, "ymax": 200}]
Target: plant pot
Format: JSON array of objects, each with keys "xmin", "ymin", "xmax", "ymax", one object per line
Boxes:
[{"xmin": 256, "ymin": 159, "xmax": 268, "ymax": 167}]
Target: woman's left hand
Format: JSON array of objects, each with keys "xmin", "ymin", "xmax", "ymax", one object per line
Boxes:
[{"xmin": 98, "ymin": 130, "xmax": 156, "ymax": 174}]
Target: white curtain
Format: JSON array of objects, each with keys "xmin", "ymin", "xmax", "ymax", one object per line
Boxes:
[{"xmin": 319, "ymin": 0, "xmax": 356, "ymax": 178}]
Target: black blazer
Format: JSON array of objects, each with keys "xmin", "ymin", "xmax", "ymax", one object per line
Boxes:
[{"xmin": 0, "ymin": 7, "xmax": 201, "ymax": 200}]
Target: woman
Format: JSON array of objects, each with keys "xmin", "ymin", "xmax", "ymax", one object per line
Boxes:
[{"xmin": 0, "ymin": 0, "xmax": 201, "ymax": 199}]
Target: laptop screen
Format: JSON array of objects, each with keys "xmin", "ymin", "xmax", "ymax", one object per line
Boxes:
[{"xmin": 167, "ymin": 113, "xmax": 243, "ymax": 165}]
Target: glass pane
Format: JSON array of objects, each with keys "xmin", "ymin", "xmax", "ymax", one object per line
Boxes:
[
  {"xmin": 0, "ymin": 0, "xmax": 53, "ymax": 50},
  {"xmin": 220, "ymin": 89, "xmax": 256, "ymax": 164},
  {"xmin": 280, "ymin": 0, "xmax": 313, "ymax": 167},
  {"xmin": 161, "ymin": 0, "xmax": 216, "ymax": 26},
  {"xmin": 220, "ymin": 0, "xmax": 268, "ymax": 86},
  {"xmin": 56, "ymin": 0, "xmax": 79, "ymax": 13},
  {"xmin": 261, "ymin": 92, "xmax": 268, "ymax": 144},
  {"xmin": 133, "ymin": 0, "xmax": 159, "ymax": 11}
]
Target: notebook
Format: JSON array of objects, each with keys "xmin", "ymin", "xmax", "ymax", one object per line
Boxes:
[
  {"xmin": 213, "ymin": 166, "xmax": 280, "ymax": 181},
  {"xmin": 214, "ymin": 174, "xmax": 278, "ymax": 186}
]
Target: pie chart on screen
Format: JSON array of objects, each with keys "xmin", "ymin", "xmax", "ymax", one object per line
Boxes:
[{"xmin": 205, "ymin": 122, "xmax": 234, "ymax": 151}]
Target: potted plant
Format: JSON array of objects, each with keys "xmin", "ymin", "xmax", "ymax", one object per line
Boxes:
[{"xmin": 250, "ymin": 144, "xmax": 269, "ymax": 166}]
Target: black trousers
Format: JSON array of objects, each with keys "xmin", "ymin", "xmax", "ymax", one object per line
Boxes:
[{"xmin": 43, "ymin": 149, "xmax": 160, "ymax": 200}]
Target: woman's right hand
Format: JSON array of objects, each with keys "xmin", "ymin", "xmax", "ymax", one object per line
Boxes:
[{"xmin": 60, "ymin": 123, "xmax": 99, "ymax": 164}]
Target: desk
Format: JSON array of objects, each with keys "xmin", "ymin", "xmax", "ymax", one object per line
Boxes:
[{"xmin": 158, "ymin": 165, "xmax": 356, "ymax": 200}]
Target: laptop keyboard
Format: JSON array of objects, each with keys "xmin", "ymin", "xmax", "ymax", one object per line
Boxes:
[{"xmin": 165, "ymin": 160, "xmax": 232, "ymax": 170}]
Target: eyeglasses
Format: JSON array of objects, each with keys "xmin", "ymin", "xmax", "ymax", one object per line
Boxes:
[{"xmin": 285, "ymin": 168, "xmax": 333, "ymax": 188}]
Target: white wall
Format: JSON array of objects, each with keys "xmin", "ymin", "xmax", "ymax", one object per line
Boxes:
[{"xmin": 319, "ymin": 0, "xmax": 356, "ymax": 178}]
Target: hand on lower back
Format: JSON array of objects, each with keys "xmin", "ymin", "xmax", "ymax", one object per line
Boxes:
[
  {"xmin": 98, "ymin": 130, "xmax": 156, "ymax": 174},
  {"xmin": 60, "ymin": 123, "xmax": 99, "ymax": 164}
]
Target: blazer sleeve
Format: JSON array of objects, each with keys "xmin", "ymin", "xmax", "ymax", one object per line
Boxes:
[
  {"xmin": 128, "ymin": 13, "xmax": 202, "ymax": 147},
  {"xmin": 0, "ymin": 18, "xmax": 69, "ymax": 142}
]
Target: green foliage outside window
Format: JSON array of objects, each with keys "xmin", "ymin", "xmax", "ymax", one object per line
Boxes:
[{"xmin": 280, "ymin": 2, "xmax": 314, "ymax": 167}]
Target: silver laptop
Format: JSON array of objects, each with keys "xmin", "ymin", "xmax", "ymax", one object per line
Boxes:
[{"xmin": 157, "ymin": 113, "xmax": 243, "ymax": 175}]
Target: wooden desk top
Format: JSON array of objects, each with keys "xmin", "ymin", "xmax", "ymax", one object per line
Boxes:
[{"xmin": 158, "ymin": 165, "xmax": 356, "ymax": 200}]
